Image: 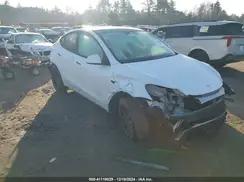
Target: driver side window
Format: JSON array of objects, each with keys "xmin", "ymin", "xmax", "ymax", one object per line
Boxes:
[{"xmin": 78, "ymin": 32, "xmax": 104, "ymax": 61}]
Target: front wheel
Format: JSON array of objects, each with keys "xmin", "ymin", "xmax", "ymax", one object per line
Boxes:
[{"xmin": 118, "ymin": 97, "xmax": 150, "ymax": 141}]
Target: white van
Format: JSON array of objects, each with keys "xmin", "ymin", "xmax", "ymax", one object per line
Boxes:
[{"xmin": 153, "ymin": 21, "xmax": 244, "ymax": 66}]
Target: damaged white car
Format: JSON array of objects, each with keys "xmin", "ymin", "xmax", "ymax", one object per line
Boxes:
[
  {"xmin": 6, "ymin": 32, "xmax": 53, "ymax": 62},
  {"xmin": 49, "ymin": 26, "xmax": 233, "ymax": 142}
]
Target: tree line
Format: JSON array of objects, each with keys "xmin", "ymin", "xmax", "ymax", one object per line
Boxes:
[{"xmin": 0, "ymin": 0, "xmax": 244, "ymax": 26}]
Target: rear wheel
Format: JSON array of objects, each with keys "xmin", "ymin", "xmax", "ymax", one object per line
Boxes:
[
  {"xmin": 189, "ymin": 50, "xmax": 209, "ymax": 63},
  {"xmin": 118, "ymin": 97, "xmax": 150, "ymax": 141},
  {"xmin": 49, "ymin": 66, "xmax": 67, "ymax": 94}
]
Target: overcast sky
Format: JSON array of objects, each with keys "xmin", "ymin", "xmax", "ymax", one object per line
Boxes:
[{"xmin": 1, "ymin": 0, "xmax": 244, "ymax": 16}]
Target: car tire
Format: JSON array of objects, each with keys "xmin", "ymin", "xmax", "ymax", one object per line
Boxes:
[
  {"xmin": 49, "ymin": 65, "xmax": 67, "ymax": 94},
  {"xmin": 189, "ymin": 50, "xmax": 209, "ymax": 63},
  {"xmin": 118, "ymin": 97, "xmax": 149, "ymax": 141}
]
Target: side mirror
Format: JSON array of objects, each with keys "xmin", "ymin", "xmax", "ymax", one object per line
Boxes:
[{"xmin": 86, "ymin": 54, "xmax": 102, "ymax": 65}]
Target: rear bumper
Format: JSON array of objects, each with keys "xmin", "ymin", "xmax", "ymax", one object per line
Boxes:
[
  {"xmin": 212, "ymin": 54, "xmax": 244, "ymax": 65},
  {"xmin": 146, "ymin": 99, "xmax": 226, "ymax": 141}
]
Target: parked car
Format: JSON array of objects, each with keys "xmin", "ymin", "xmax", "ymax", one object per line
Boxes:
[
  {"xmin": 0, "ymin": 26, "xmax": 17, "ymax": 52},
  {"xmin": 38, "ymin": 28, "xmax": 60, "ymax": 43},
  {"xmin": 52, "ymin": 27, "xmax": 71, "ymax": 36},
  {"xmin": 49, "ymin": 26, "xmax": 232, "ymax": 142},
  {"xmin": 137, "ymin": 25, "xmax": 158, "ymax": 32},
  {"xmin": 6, "ymin": 32, "xmax": 53, "ymax": 62},
  {"xmin": 15, "ymin": 27, "xmax": 27, "ymax": 32},
  {"xmin": 153, "ymin": 21, "xmax": 244, "ymax": 67}
]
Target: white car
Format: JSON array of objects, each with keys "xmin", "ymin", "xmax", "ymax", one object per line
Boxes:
[
  {"xmin": 38, "ymin": 28, "xmax": 60, "ymax": 43},
  {"xmin": 6, "ymin": 32, "xmax": 53, "ymax": 61},
  {"xmin": 0, "ymin": 26, "xmax": 17, "ymax": 49},
  {"xmin": 50, "ymin": 26, "xmax": 229, "ymax": 142},
  {"xmin": 153, "ymin": 21, "xmax": 244, "ymax": 67}
]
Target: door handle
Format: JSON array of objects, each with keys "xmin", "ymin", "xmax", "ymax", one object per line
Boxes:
[{"xmin": 76, "ymin": 61, "xmax": 81, "ymax": 66}]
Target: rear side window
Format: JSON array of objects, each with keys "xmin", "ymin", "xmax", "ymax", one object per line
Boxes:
[
  {"xmin": 198, "ymin": 23, "xmax": 244, "ymax": 36},
  {"xmin": 166, "ymin": 26, "xmax": 194, "ymax": 38},
  {"xmin": 60, "ymin": 32, "xmax": 78, "ymax": 53}
]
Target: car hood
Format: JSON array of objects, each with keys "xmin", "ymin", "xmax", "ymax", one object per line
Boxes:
[
  {"xmin": 124, "ymin": 54, "xmax": 223, "ymax": 96},
  {"xmin": 18, "ymin": 42, "xmax": 53, "ymax": 52}
]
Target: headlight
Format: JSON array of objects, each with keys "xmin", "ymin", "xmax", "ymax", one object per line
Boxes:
[
  {"xmin": 145, "ymin": 84, "xmax": 167, "ymax": 98},
  {"xmin": 145, "ymin": 84, "xmax": 185, "ymax": 115},
  {"xmin": 145, "ymin": 84, "xmax": 184, "ymax": 99}
]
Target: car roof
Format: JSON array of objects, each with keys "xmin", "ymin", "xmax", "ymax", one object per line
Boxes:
[
  {"xmin": 11, "ymin": 32, "xmax": 42, "ymax": 36},
  {"xmin": 80, "ymin": 26, "xmax": 141, "ymax": 32},
  {"xmin": 39, "ymin": 28, "xmax": 53, "ymax": 31},
  {"xmin": 158, "ymin": 21, "xmax": 243, "ymax": 28},
  {"xmin": 0, "ymin": 26, "xmax": 15, "ymax": 28}
]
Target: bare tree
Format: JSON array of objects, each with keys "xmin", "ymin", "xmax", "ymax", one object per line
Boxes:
[{"xmin": 143, "ymin": 0, "xmax": 155, "ymax": 16}]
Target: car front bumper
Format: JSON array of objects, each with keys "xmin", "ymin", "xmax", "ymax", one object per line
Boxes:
[{"xmin": 145, "ymin": 98, "xmax": 226, "ymax": 141}]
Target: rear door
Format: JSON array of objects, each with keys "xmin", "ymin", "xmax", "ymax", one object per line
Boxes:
[{"xmin": 53, "ymin": 31, "xmax": 82, "ymax": 90}]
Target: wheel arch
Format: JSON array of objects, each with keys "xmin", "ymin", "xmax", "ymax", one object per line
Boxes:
[
  {"xmin": 108, "ymin": 91, "xmax": 149, "ymax": 115},
  {"xmin": 188, "ymin": 48, "xmax": 208, "ymax": 57},
  {"xmin": 48, "ymin": 63, "xmax": 64, "ymax": 80},
  {"xmin": 188, "ymin": 48, "xmax": 209, "ymax": 58},
  {"xmin": 108, "ymin": 91, "xmax": 132, "ymax": 114}
]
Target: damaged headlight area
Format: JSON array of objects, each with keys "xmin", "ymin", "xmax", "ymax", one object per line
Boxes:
[
  {"xmin": 145, "ymin": 84, "xmax": 226, "ymax": 116},
  {"xmin": 145, "ymin": 84, "xmax": 185, "ymax": 118},
  {"xmin": 145, "ymin": 84, "xmax": 227, "ymax": 141}
]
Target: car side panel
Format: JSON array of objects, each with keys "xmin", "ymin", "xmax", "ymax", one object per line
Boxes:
[{"xmin": 165, "ymin": 36, "xmax": 228, "ymax": 61}]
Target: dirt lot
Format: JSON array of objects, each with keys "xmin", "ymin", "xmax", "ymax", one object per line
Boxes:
[{"xmin": 0, "ymin": 63, "xmax": 244, "ymax": 177}]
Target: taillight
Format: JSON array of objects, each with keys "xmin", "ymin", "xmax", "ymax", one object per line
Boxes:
[{"xmin": 223, "ymin": 36, "xmax": 233, "ymax": 47}]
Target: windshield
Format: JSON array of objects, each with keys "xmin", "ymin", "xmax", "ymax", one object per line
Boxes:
[
  {"xmin": 0, "ymin": 27, "xmax": 17, "ymax": 34},
  {"xmin": 15, "ymin": 34, "xmax": 48, "ymax": 44},
  {"xmin": 96, "ymin": 30, "xmax": 176, "ymax": 63}
]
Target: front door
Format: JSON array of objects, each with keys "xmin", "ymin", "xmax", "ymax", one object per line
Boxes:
[{"xmin": 73, "ymin": 31, "xmax": 114, "ymax": 108}]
